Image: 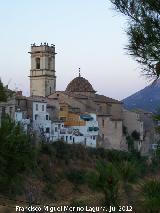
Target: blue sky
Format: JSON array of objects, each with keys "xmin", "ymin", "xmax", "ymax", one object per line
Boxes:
[{"xmin": 0, "ymin": 0, "xmax": 148, "ymax": 100}]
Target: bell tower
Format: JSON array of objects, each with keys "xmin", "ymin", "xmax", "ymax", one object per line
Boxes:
[{"xmin": 29, "ymin": 43, "xmax": 56, "ymax": 97}]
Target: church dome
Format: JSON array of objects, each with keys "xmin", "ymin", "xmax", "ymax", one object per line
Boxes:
[{"xmin": 66, "ymin": 74, "xmax": 95, "ymax": 93}]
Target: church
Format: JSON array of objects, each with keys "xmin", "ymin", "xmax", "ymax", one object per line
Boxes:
[
  {"xmin": 28, "ymin": 43, "xmax": 127, "ymax": 150},
  {"xmin": 1, "ymin": 42, "xmax": 154, "ymax": 154}
]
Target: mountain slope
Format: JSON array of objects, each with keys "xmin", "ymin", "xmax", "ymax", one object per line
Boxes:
[{"xmin": 122, "ymin": 80, "xmax": 160, "ymax": 112}]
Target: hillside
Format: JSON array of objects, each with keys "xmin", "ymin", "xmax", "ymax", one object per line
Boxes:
[
  {"xmin": 1, "ymin": 116, "xmax": 160, "ymax": 212},
  {"xmin": 122, "ymin": 79, "xmax": 160, "ymax": 112}
]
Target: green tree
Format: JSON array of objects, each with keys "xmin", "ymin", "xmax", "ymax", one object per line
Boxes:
[
  {"xmin": 126, "ymin": 135, "xmax": 134, "ymax": 151},
  {"xmin": 0, "ymin": 79, "xmax": 7, "ymax": 102},
  {"xmin": 0, "ymin": 116, "xmax": 35, "ymax": 195},
  {"xmin": 131, "ymin": 130, "xmax": 140, "ymax": 140},
  {"xmin": 88, "ymin": 161, "xmax": 119, "ymax": 209},
  {"xmin": 110, "ymin": 0, "xmax": 160, "ymax": 79},
  {"xmin": 117, "ymin": 160, "xmax": 137, "ymax": 183},
  {"xmin": 143, "ymin": 179, "xmax": 160, "ymax": 212}
]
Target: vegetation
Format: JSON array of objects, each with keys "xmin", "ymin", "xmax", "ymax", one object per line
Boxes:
[
  {"xmin": 131, "ymin": 130, "xmax": 140, "ymax": 140},
  {"xmin": 0, "ymin": 80, "xmax": 7, "ymax": 102},
  {"xmin": 110, "ymin": 0, "xmax": 160, "ymax": 79},
  {"xmin": 0, "ymin": 116, "xmax": 35, "ymax": 196},
  {"xmin": 1, "ymin": 117, "xmax": 160, "ymax": 212},
  {"xmin": 97, "ymin": 162, "xmax": 119, "ymax": 208},
  {"xmin": 143, "ymin": 180, "xmax": 160, "ymax": 212},
  {"xmin": 125, "ymin": 130, "xmax": 140, "ymax": 151}
]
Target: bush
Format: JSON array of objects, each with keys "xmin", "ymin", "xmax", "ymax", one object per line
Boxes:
[
  {"xmin": 70, "ymin": 199, "xmax": 87, "ymax": 207},
  {"xmin": 117, "ymin": 160, "xmax": 138, "ymax": 183},
  {"xmin": 0, "ymin": 116, "xmax": 35, "ymax": 195},
  {"xmin": 131, "ymin": 130, "xmax": 140, "ymax": 141},
  {"xmin": 43, "ymin": 182, "xmax": 55, "ymax": 199},
  {"xmin": 40, "ymin": 143, "xmax": 56, "ymax": 156},
  {"xmin": 143, "ymin": 180, "xmax": 160, "ymax": 212},
  {"xmin": 86, "ymin": 170, "xmax": 99, "ymax": 191},
  {"xmin": 67, "ymin": 168, "xmax": 86, "ymax": 185},
  {"xmin": 100, "ymin": 162, "xmax": 120, "ymax": 207}
]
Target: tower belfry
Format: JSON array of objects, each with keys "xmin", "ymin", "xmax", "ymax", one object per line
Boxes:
[{"xmin": 29, "ymin": 43, "xmax": 56, "ymax": 97}]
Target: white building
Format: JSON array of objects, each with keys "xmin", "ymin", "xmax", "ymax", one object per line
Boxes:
[
  {"xmin": 51, "ymin": 113, "xmax": 99, "ymax": 148},
  {"xmin": 32, "ymin": 101, "xmax": 51, "ymax": 141},
  {"xmin": 15, "ymin": 110, "xmax": 30, "ymax": 132}
]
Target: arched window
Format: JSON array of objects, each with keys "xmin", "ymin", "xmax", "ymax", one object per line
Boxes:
[{"xmin": 36, "ymin": 57, "xmax": 40, "ymax": 69}]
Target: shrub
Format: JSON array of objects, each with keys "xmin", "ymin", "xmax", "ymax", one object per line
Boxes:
[
  {"xmin": 0, "ymin": 116, "xmax": 35, "ymax": 195},
  {"xmin": 86, "ymin": 170, "xmax": 101, "ymax": 192},
  {"xmin": 66, "ymin": 168, "xmax": 86, "ymax": 186},
  {"xmin": 123, "ymin": 125, "xmax": 127, "ymax": 135},
  {"xmin": 131, "ymin": 130, "xmax": 140, "ymax": 141},
  {"xmin": 40, "ymin": 143, "xmax": 55, "ymax": 156},
  {"xmin": 143, "ymin": 180, "xmax": 160, "ymax": 212},
  {"xmin": 97, "ymin": 161, "xmax": 119, "ymax": 208},
  {"xmin": 117, "ymin": 160, "xmax": 138, "ymax": 183},
  {"xmin": 43, "ymin": 182, "xmax": 55, "ymax": 199},
  {"xmin": 70, "ymin": 199, "xmax": 87, "ymax": 207}
]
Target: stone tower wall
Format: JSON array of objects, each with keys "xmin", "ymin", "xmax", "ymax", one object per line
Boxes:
[{"xmin": 29, "ymin": 43, "xmax": 56, "ymax": 97}]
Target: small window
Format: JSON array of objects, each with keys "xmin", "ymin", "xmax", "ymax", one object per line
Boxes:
[
  {"xmin": 99, "ymin": 106, "xmax": 102, "ymax": 111},
  {"xmin": 107, "ymin": 105, "xmax": 111, "ymax": 114},
  {"xmin": 46, "ymin": 115, "xmax": 49, "ymax": 120},
  {"xmin": 66, "ymin": 136, "xmax": 68, "ymax": 142},
  {"xmin": 9, "ymin": 107, "xmax": 12, "ymax": 116},
  {"xmin": 2, "ymin": 106, "xmax": 6, "ymax": 116},
  {"xmin": 93, "ymin": 136, "xmax": 96, "ymax": 140},
  {"xmin": 70, "ymin": 136, "xmax": 72, "ymax": 140},
  {"xmin": 55, "ymin": 127, "xmax": 58, "ymax": 132},
  {"xmin": 35, "ymin": 114, "xmax": 38, "ymax": 120},
  {"xmin": 102, "ymin": 119, "xmax": 105, "ymax": 127},
  {"xmin": 60, "ymin": 107, "xmax": 64, "ymax": 111},
  {"xmin": 46, "ymin": 127, "xmax": 50, "ymax": 133},
  {"xmin": 42, "ymin": 105, "xmax": 44, "ymax": 111},
  {"xmin": 73, "ymin": 137, "xmax": 75, "ymax": 143},
  {"xmin": 36, "ymin": 57, "xmax": 40, "ymax": 69},
  {"xmin": 36, "ymin": 104, "xmax": 38, "ymax": 111}
]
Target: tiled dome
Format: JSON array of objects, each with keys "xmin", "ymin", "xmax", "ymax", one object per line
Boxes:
[{"xmin": 66, "ymin": 76, "xmax": 95, "ymax": 93}]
